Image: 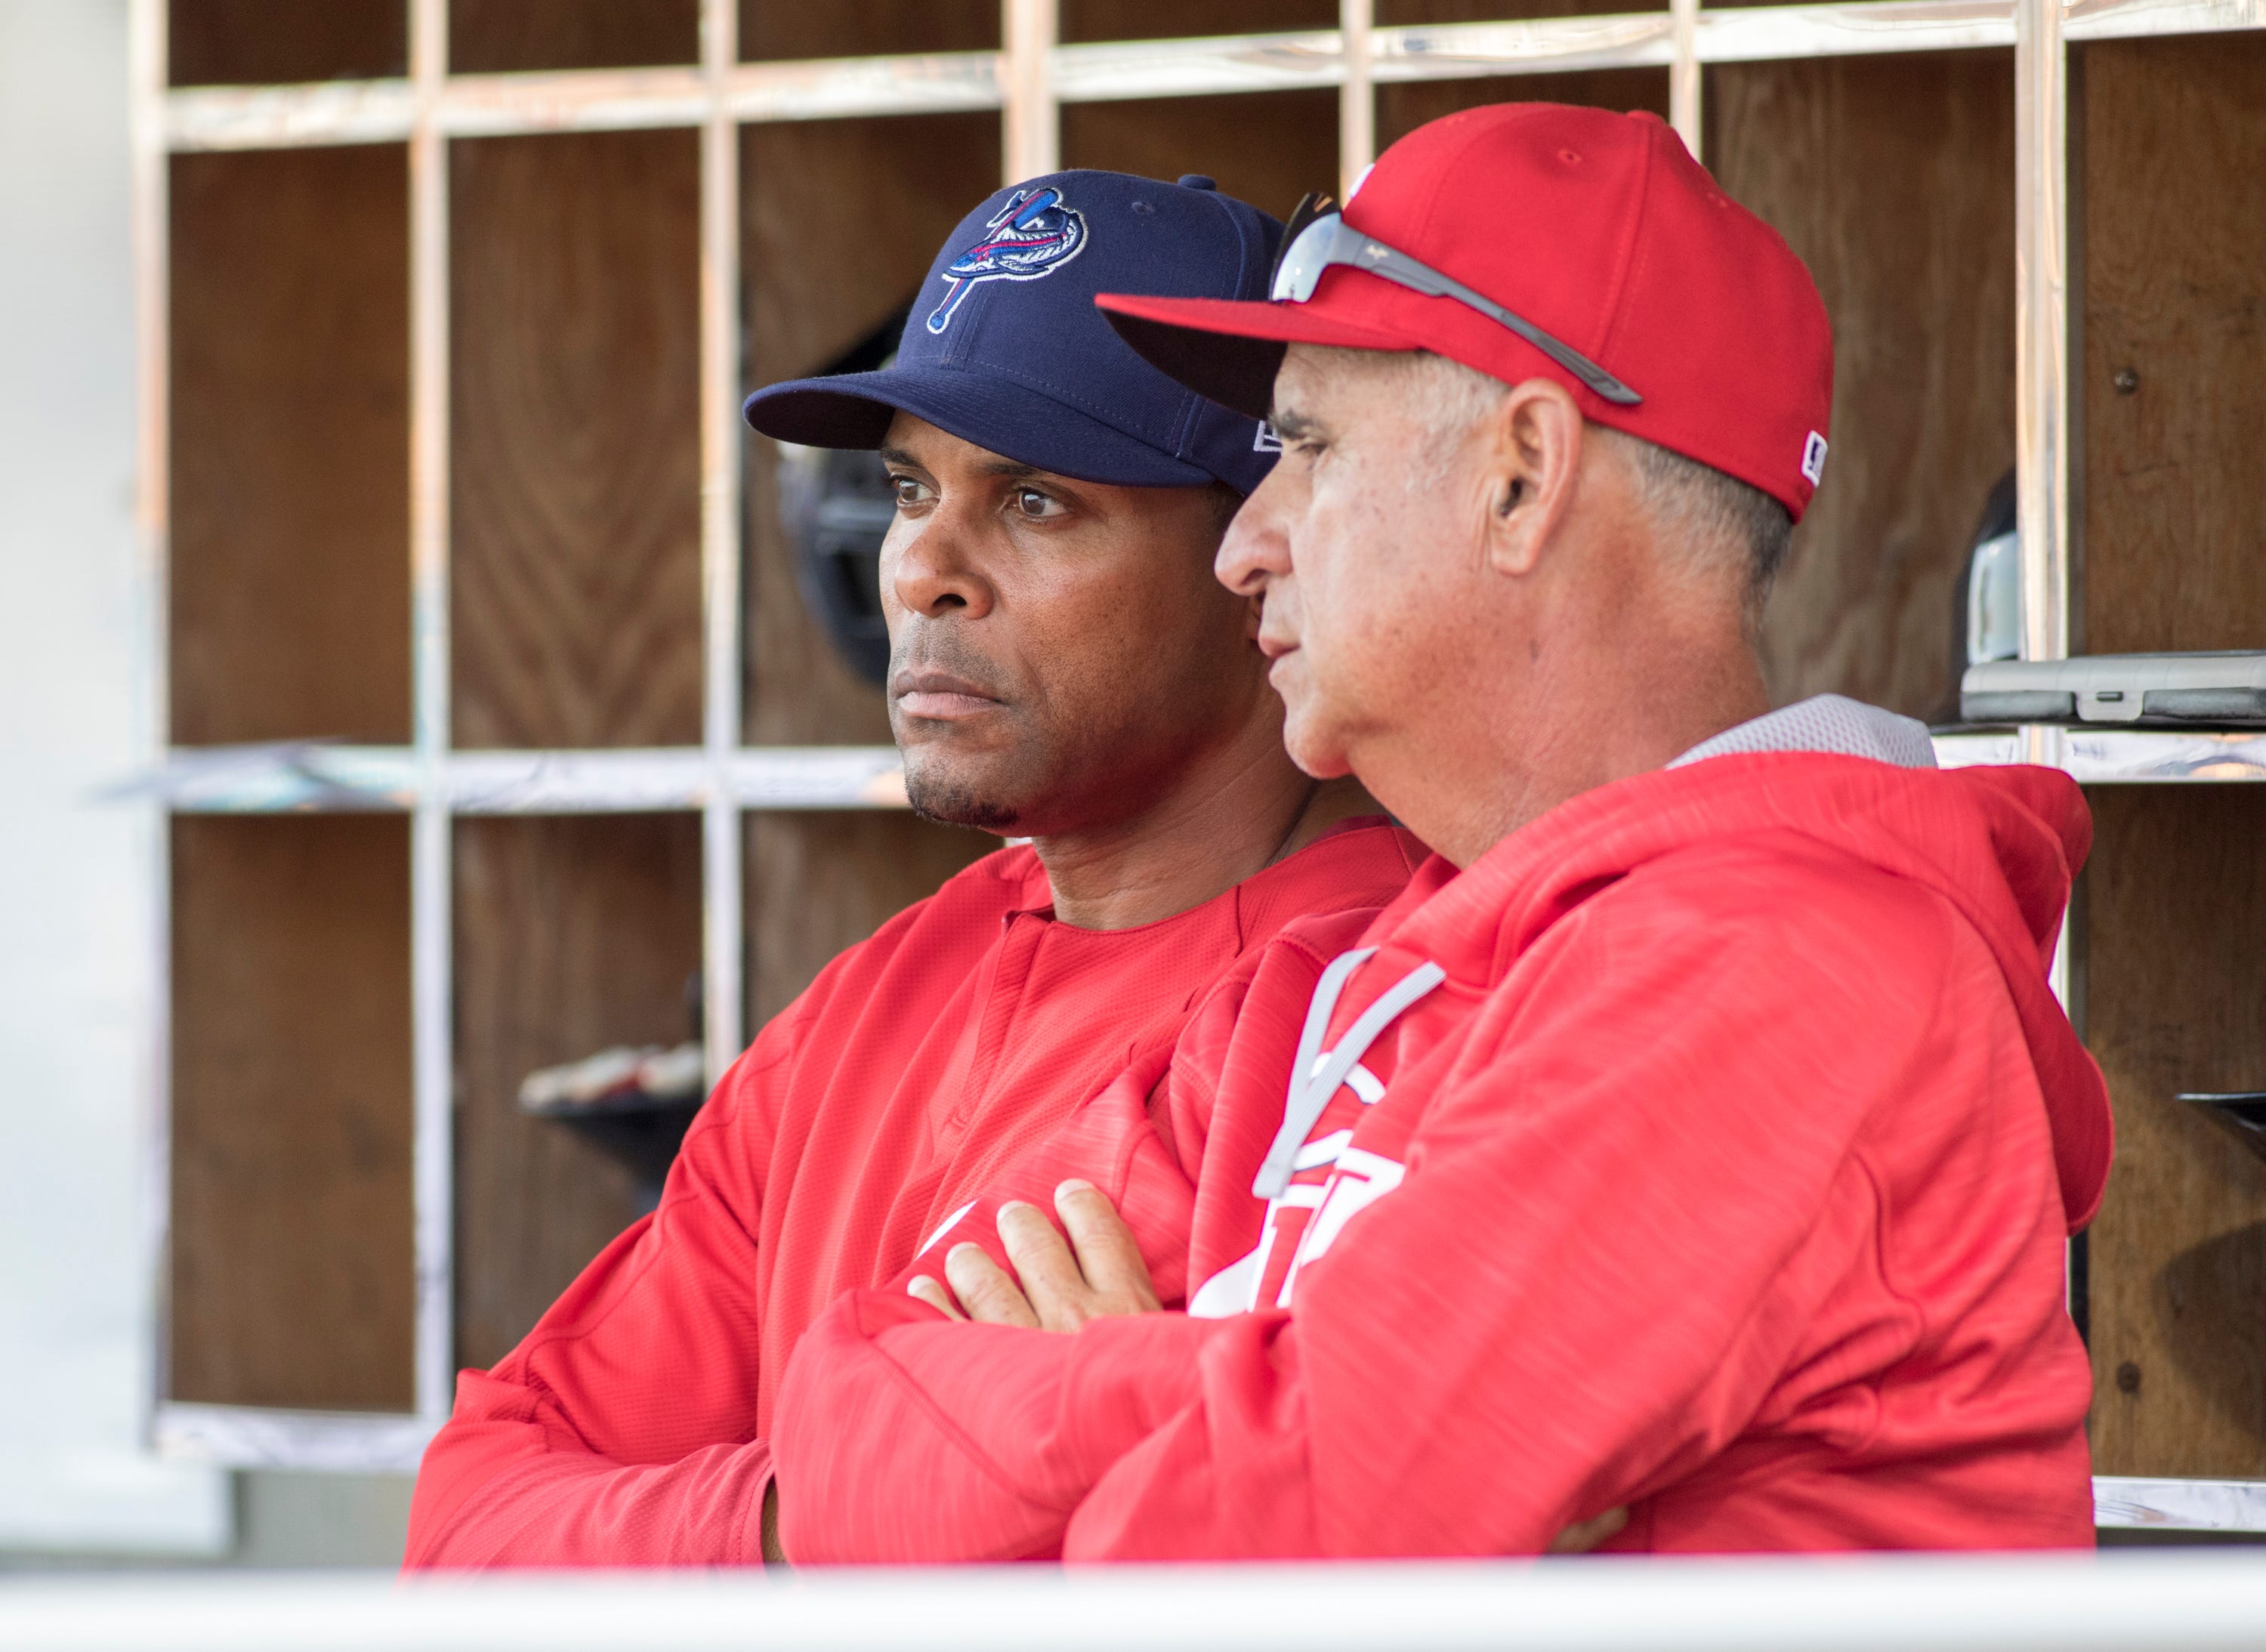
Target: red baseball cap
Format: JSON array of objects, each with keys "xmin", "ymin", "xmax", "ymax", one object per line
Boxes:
[{"xmin": 1094, "ymin": 103, "xmax": 1834, "ymax": 521}]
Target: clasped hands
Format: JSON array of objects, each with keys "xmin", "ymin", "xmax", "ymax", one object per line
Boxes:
[{"xmin": 908, "ymin": 1178, "xmax": 1158, "ymax": 1329}]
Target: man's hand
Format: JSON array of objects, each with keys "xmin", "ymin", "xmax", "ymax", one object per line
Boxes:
[{"xmin": 908, "ymin": 1179, "xmax": 1161, "ymax": 1332}]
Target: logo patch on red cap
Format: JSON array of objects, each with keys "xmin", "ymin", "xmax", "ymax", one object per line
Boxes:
[{"xmin": 1801, "ymin": 431, "xmax": 1829, "ymax": 487}]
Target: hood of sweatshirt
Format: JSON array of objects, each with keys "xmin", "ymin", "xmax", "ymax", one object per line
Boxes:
[{"xmin": 1385, "ymin": 744, "xmax": 2111, "ymax": 1233}]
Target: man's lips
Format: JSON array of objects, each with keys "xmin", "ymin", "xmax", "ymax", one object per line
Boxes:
[{"xmin": 891, "ymin": 669, "xmax": 1003, "ymax": 720}]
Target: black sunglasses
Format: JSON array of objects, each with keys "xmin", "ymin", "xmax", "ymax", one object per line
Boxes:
[{"xmin": 1267, "ymin": 192, "xmax": 1641, "ymax": 406}]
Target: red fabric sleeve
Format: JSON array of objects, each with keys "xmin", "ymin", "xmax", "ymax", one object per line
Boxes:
[
  {"xmin": 773, "ymin": 866, "xmax": 1962, "ymax": 1561},
  {"xmin": 403, "ymin": 1017, "xmax": 797, "ymax": 1569}
]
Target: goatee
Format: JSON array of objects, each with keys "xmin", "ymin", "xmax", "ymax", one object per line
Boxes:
[{"xmin": 905, "ymin": 771, "xmax": 1020, "ymax": 832}]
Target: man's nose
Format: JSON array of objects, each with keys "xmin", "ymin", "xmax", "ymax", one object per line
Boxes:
[
  {"xmin": 1215, "ymin": 468, "xmax": 1292, "ymax": 597},
  {"xmin": 887, "ymin": 511, "xmax": 995, "ymax": 620}
]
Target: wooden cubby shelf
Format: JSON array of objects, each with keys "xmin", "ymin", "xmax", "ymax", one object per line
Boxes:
[{"xmin": 2072, "ymin": 29, "xmax": 2266, "ymax": 1507}]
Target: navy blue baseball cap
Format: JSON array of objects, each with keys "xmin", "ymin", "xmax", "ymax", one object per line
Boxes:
[{"xmin": 743, "ymin": 170, "xmax": 1284, "ymax": 496}]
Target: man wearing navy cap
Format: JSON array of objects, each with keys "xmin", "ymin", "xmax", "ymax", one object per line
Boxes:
[{"xmin": 403, "ymin": 171, "xmax": 1423, "ymax": 1568}]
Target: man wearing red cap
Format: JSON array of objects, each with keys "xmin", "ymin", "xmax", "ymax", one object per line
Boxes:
[{"xmin": 765, "ymin": 104, "xmax": 2110, "ymax": 1557}]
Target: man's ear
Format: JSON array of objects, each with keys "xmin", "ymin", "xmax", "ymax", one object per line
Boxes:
[{"xmin": 1481, "ymin": 378, "xmax": 1585, "ymax": 580}]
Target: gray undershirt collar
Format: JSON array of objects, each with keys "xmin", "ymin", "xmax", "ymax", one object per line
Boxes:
[{"xmin": 1669, "ymin": 693, "xmax": 1937, "ymax": 772}]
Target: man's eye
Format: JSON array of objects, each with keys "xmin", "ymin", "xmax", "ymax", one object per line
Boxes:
[
  {"xmin": 891, "ymin": 475, "xmax": 931, "ymax": 508},
  {"xmin": 1011, "ymin": 487, "xmax": 1066, "ymax": 520}
]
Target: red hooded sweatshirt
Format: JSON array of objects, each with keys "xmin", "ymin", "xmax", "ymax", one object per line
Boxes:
[
  {"xmin": 403, "ymin": 820, "xmax": 1425, "ymax": 1567},
  {"xmin": 770, "ymin": 748, "xmax": 2112, "ymax": 1559}
]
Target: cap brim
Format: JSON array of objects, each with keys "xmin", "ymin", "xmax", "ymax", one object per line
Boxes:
[
  {"xmin": 1094, "ymin": 294, "xmax": 1419, "ymax": 421},
  {"xmin": 742, "ymin": 363, "xmax": 1215, "ymax": 489}
]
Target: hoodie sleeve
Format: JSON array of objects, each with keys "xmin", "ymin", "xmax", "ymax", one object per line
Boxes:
[
  {"xmin": 402, "ymin": 1021, "xmax": 795, "ymax": 1570},
  {"xmin": 774, "ymin": 859, "xmax": 1963, "ymax": 1560}
]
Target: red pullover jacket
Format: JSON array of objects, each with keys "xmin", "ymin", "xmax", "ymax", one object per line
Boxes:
[
  {"xmin": 404, "ymin": 820, "xmax": 1424, "ymax": 1567},
  {"xmin": 772, "ymin": 752, "xmax": 2113, "ymax": 1558}
]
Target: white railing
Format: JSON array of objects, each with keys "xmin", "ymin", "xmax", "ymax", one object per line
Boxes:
[{"xmin": 5, "ymin": 1552, "xmax": 2266, "ymax": 1651}]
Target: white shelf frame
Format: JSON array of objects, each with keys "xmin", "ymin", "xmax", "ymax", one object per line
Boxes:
[{"xmin": 128, "ymin": 0, "xmax": 2266, "ymax": 1521}]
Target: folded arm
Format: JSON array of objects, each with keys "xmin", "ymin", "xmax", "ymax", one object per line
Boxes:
[{"xmin": 404, "ymin": 1041, "xmax": 789, "ymax": 1569}]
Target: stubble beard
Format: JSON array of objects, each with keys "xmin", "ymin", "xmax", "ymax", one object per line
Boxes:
[
  {"xmin": 899, "ymin": 735, "xmax": 1026, "ymax": 832},
  {"xmin": 889, "ymin": 628, "xmax": 1028, "ymax": 832},
  {"xmin": 905, "ymin": 767, "xmax": 1022, "ymax": 832}
]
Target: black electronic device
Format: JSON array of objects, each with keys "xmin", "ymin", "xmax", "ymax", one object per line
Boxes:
[
  {"xmin": 1936, "ymin": 471, "xmax": 2020, "ymax": 724},
  {"xmin": 775, "ymin": 303, "xmax": 912, "ymax": 687},
  {"xmin": 2180, "ymin": 1092, "xmax": 2266, "ymax": 1166},
  {"xmin": 518, "ymin": 973, "xmax": 707, "ymax": 1214},
  {"xmin": 521, "ymin": 1078, "xmax": 704, "ymax": 1216}
]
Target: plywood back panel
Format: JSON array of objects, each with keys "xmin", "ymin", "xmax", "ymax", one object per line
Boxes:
[
  {"xmin": 1378, "ymin": 70, "xmax": 1669, "ymax": 153},
  {"xmin": 2083, "ymin": 787, "xmax": 2266, "ymax": 1478},
  {"xmin": 450, "ymin": 128, "xmax": 704, "ymax": 750},
  {"xmin": 740, "ymin": 0, "xmax": 996, "ymax": 60},
  {"xmin": 452, "ymin": 814, "xmax": 703, "ymax": 1373},
  {"xmin": 1061, "ymin": 91, "xmax": 1335, "ymax": 219},
  {"xmin": 171, "ymin": 144, "xmax": 411, "ymax": 746},
  {"xmin": 1063, "ymin": 0, "xmax": 1333, "ymax": 40},
  {"xmin": 1709, "ymin": 52, "xmax": 2016, "ymax": 722},
  {"xmin": 2079, "ymin": 34, "xmax": 2266, "ymax": 656},
  {"xmin": 170, "ymin": 815, "xmax": 415, "ymax": 1412},
  {"xmin": 451, "ymin": 0, "xmax": 697, "ymax": 72},
  {"xmin": 168, "ymin": 0, "xmax": 405, "ymax": 85}
]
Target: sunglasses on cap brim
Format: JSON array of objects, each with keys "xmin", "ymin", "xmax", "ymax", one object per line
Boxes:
[{"xmin": 1269, "ymin": 192, "xmax": 1641, "ymax": 407}]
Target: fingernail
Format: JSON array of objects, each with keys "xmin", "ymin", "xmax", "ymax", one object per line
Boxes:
[
  {"xmin": 946, "ymin": 1242, "xmax": 984, "ymax": 1262},
  {"xmin": 996, "ymin": 1201, "xmax": 1035, "ymax": 1220},
  {"xmin": 1056, "ymin": 1178, "xmax": 1095, "ymax": 1198}
]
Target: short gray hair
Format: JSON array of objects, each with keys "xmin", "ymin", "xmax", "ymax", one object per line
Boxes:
[
  {"xmin": 1320, "ymin": 347, "xmax": 1792, "ymax": 619},
  {"xmin": 1604, "ymin": 427, "xmax": 1793, "ymax": 621}
]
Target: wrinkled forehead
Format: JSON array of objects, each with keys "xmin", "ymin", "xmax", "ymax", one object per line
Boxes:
[{"xmin": 1270, "ymin": 343, "xmax": 1437, "ymax": 431}]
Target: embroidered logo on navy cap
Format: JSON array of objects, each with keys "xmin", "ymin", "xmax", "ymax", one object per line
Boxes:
[{"xmin": 926, "ymin": 186, "xmax": 1088, "ymax": 335}]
